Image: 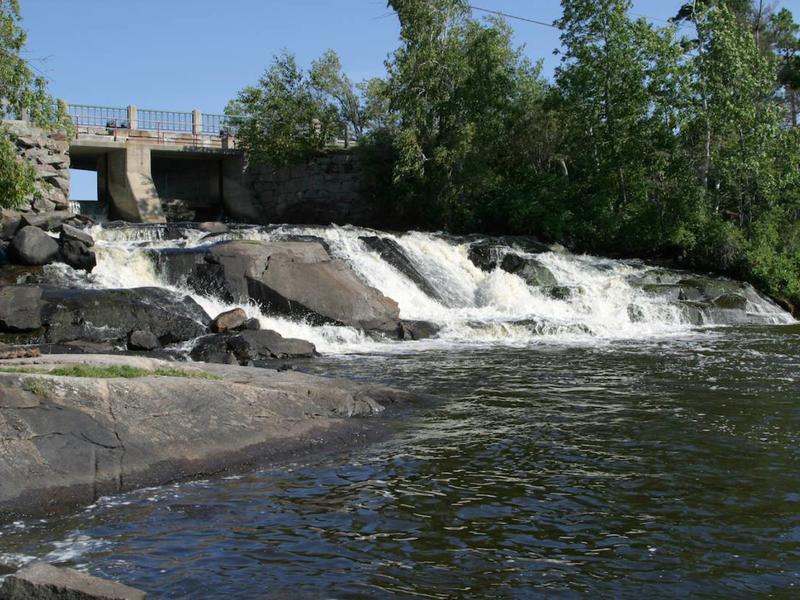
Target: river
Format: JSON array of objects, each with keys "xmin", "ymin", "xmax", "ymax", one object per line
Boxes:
[{"xmin": 0, "ymin": 225, "xmax": 798, "ymax": 598}]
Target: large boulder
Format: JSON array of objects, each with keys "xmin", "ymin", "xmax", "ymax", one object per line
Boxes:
[
  {"xmin": 360, "ymin": 236, "xmax": 443, "ymax": 301},
  {"xmin": 247, "ymin": 258, "xmax": 400, "ymax": 332},
  {"xmin": 0, "ymin": 286, "xmax": 210, "ymax": 346},
  {"xmin": 154, "ymin": 240, "xmax": 401, "ymax": 333},
  {"xmin": 60, "ymin": 222, "xmax": 95, "ymax": 247},
  {"xmin": 191, "ymin": 329, "xmax": 316, "ymax": 365},
  {"xmin": 9, "ymin": 226, "xmax": 59, "ymax": 265},
  {"xmin": 211, "ymin": 307, "xmax": 248, "ymax": 333},
  {"xmin": 500, "ymin": 253, "xmax": 557, "ymax": 287},
  {"xmin": 0, "ymin": 563, "xmax": 146, "ymax": 600},
  {"xmin": 59, "ymin": 238, "xmax": 97, "ymax": 272},
  {"xmin": 0, "ymin": 354, "xmax": 424, "ymax": 519}
]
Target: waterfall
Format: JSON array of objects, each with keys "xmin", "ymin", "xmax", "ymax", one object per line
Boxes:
[{"xmin": 74, "ymin": 223, "xmax": 794, "ymax": 354}]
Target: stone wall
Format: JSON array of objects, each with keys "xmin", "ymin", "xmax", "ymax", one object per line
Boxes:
[
  {"xmin": 4, "ymin": 120, "xmax": 70, "ymax": 212},
  {"xmin": 245, "ymin": 150, "xmax": 380, "ymax": 226}
]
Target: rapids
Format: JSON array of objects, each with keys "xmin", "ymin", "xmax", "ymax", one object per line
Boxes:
[{"xmin": 50, "ymin": 222, "xmax": 794, "ymax": 354}]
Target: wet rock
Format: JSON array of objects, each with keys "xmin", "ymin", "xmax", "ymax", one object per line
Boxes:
[
  {"xmin": 59, "ymin": 239, "xmax": 97, "ymax": 272},
  {"xmin": 0, "ymin": 286, "xmax": 43, "ymax": 332},
  {"xmin": 500, "ymin": 254, "xmax": 557, "ymax": 287},
  {"xmin": 191, "ymin": 329, "xmax": 317, "ymax": 364},
  {"xmin": 0, "ymin": 562, "xmax": 146, "ymax": 600},
  {"xmin": 128, "ymin": 330, "xmax": 160, "ymax": 351},
  {"xmin": 12, "ymin": 286, "xmax": 212, "ymax": 345},
  {"xmin": 198, "ymin": 221, "xmax": 229, "ymax": 234},
  {"xmin": 712, "ymin": 292, "xmax": 748, "ymax": 310},
  {"xmin": 545, "ymin": 285, "xmax": 580, "ymax": 301},
  {"xmin": 641, "ymin": 283, "xmax": 685, "ymax": 301},
  {"xmin": 627, "ymin": 304, "xmax": 645, "ymax": 323},
  {"xmin": 212, "ymin": 308, "xmax": 248, "ymax": 333},
  {"xmin": 9, "ymin": 226, "xmax": 59, "ymax": 265},
  {"xmin": 360, "ymin": 236, "xmax": 442, "ymax": 301},
  {"xmin": 397, "ymin": 320, "xmax": 440, "ymax": 341},
  {"xmin": 240, "ymin": 317, "xmax": 261, "ymax": 331},
  {"xmin": 20, "ymin": 210, "xmax": 74, "ymax": 232},
  {"xmin": 467, "ymin": 242, "xmax": 505, "ymax": 271},
  {"xmin": 59, "ymin": 222, "xmax": 95, "ymax": 247}
]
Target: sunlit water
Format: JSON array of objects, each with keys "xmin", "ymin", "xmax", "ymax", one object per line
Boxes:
[
  {"xmin": 2, "ymin": 225, "xmax": 798, "ymax": 597},
  {"xmin": 2, "ymin": 329, "xmax": 799, "ymax": 598}
]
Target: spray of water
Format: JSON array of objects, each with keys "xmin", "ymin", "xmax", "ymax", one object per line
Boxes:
[{"xmin": 81, "ymin": 223, "xmax": 794, "ymax": 354}]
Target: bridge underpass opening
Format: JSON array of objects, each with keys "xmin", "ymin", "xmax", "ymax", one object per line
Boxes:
[
  {"xmin": 151, "ymin": 152, "xmax": 226, "ymax": 222},
  {"xmin": 69, "ymin": 168, "xmax": 98, "ymax": 202}
]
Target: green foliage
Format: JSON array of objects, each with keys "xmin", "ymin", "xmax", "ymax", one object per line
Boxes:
[
  {"xmin": 382, "ymin": 0, "xmax": 549, "ymax": 228},
  {"xmin": 231, "ymin": 0, "xmax": 800, "ymax": 312},
  {"xmin": 0, "ymin": 364, "xmax": 223, "ymax": 380},
  {"xmin": 0, "ymin": 131, "xmax": 35, "ymax": 208},
  {"xmin": 0, "ymin": 0, "xmax": 70, "ymax": 209},
  {"xmin": 228, "ymin": 51, "xmax": 340, "ymax": 167}
]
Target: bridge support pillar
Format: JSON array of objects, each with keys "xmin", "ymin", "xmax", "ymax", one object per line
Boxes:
[{"xmin": 106, "ymin": 143, "xmax": 165, "ymax": 223}]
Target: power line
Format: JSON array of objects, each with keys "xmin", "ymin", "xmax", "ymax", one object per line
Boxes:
[
  {"xmin": 468, "ymin": 5, "xmax": 559, "ymax": 28},
  {"xmin": 468, "ymin": 5, "xmax": 680, "ymax": 29}
]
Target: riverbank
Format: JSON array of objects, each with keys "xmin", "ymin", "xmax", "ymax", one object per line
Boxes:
[{"xmin": 0, "ymin": 353, "xmax": 427, "ymax": 521}]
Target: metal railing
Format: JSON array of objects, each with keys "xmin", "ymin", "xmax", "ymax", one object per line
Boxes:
[
  {"xmin": 67, "ymin": 104, "xmax": 129, "ymax": 128},
  {"xmin": 66, "ymin": 103, "xmax": 239, "ymax": 136}
]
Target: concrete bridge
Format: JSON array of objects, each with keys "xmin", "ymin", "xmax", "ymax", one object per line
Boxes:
[{"xmin": 67, "ymin": 104, "xmax": 249, "ymax": 223}]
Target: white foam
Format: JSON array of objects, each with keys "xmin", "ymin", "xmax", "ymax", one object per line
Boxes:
[{"xmin": 81, "ymin": 223, "xmax": 795, "ymax": 354}]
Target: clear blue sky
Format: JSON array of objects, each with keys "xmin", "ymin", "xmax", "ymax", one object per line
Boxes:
[{"xmin": 18, "ymin": 0, "xmax": 800, "ymax": 198}]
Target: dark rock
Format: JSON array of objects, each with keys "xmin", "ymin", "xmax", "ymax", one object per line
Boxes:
[
  {"xmin": 500, "ymin": 253, "xmax": 557, "ymax": 287},
  {"xmin": 640, "ymin": 283, "xmax": 685, "ymax": 301},
  {"xmin": 545, "ymin": 285, "xmax": 582, "ymax": 301},
  {"xmin": 360, "ymin": 236, "xmax": 442, "ymax": 301},
  {"xmin": 467, "ymin": 242, "xmax": 504, "ymax": 271},
  {"xmin": 240, "ymin": 317, "xmax": 261, "ymax": 331},
  {"xmin": 20, "ymin": 210, "xmax": 74, "ymax": 232},
  {"xmin": 59, "ymin": 239, "xmax": 97, "ymax": 272},
  {"xmin": 34, "ymin": 286, "xmax": 210, "ymax": 345},
  {"xmin": 9, "ymin": 226, "xmax": 59, "ymax": 265},
  {"xmin": 627, "ymin": 304, "xmax": 645, "ymax": 323},
  {"xmin": 0, "ymin": 562, "xmax": 146, "ymax": 600},
  {"xmin": 191, "ymin": 329, "xmax": 316, "ymax": 364},
  {"xmin": 712, "ymin": 292, "xmax": 748, "ymax": 310},
  {"xmin": 397, "ymin": 320, "xmax": 440, "ymax": 341},
  {"xmin": 128, "ymin": 330, "xmax": 160, "ymax": 351},
  {"xmin": 59, "ymin": 223, "xmax": 95, "ymax": 246},
  {"xmin": 0, "ymin": 286, "xmax": 43, "ymax": 332},
  {"xmin": 212, "ymin": 308, "xmax": 247, "ymax": 333},
  {"xmin": 0, "ymin": 209, "xmax": 22, "ymax": 240}
]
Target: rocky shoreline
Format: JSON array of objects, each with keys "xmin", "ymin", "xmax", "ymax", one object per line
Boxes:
[{"xmin": 0, "ymin": 353, "xmax": 428, "ymax": 521}]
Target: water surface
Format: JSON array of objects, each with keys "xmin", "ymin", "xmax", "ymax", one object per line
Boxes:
[{"xmin": 2, "ymin": 327, "xmax": 798, "ymax": 598}]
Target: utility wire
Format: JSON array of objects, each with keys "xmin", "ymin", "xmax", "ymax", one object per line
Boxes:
[
  {"xmin": 468, "ymin": 5, "xmax": 559, "ymax": 28},
  {"xmin": 468, "ymin": 5, "xmax": 679, "ymax": 29}
]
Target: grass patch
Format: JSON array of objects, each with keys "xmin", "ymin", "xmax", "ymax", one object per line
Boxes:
[{"xmin": 0, "ymin": 365, "xmax": 222, "ymax": 380}]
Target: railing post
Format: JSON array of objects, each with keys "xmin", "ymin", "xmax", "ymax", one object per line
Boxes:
[
  {"xmin": 127, "ymin": 104, "xmax": 138, "ymax": 129},
  {"xmin": 192, "ymin": 109, "xmax": 202, "ymax": 136}
]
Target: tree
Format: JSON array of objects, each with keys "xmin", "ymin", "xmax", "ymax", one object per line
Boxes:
[
  {"xmin": 0, "ymin": 0, "xmax": 67, "ymax": 209},
  {"xmin": 228, "ymin": 51, "xmax": 339, "ymax": 167},
  {"xmin": 383, "ymin": 0, "xmax": 548, "ymax": 228},
  {"xmin": 309, "ymin": 50, "xmax": 363, "ymax": 140}
]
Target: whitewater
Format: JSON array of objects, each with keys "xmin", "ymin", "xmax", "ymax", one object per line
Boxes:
[{"xmin": 51, "ymin": 223, "xmax": 794, "ymax": 354}]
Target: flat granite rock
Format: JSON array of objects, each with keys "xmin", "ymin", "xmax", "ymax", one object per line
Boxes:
[
  {"xmin": 0, "ymin": 354, "xmax": 427, "ymax": 520},
  {"xmin": 0, "ymin": 562, "xmax": 146, "ymax": 599}
]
